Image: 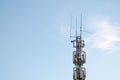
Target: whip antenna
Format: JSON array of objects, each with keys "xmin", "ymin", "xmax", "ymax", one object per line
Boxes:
[
  {"xmin": 70, "ymin": 15, "xmax": 72, "ymax": 39},
  {"xmin": 76, "ymin": 16, "xmax": 77, "ymax": 37},
  {"xmin": 80, "ymin": 14, "xmax": 82, "ymax": 38}
]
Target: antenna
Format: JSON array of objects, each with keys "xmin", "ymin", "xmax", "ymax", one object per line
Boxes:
[
  {"xmin": 80, "ymin": 14, "xmax": 82, "ymax": 38},
  {"xmin": 76, "ymin": 16, "xmax": 77, "ymax": 37},
  {"xmin": 70, "ymin": 15, "xmax": 72, "ymax": 39}
]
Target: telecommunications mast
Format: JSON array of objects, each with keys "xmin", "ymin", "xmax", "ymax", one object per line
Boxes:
[{"xmin": 70, "ymin": 15, "xmax": 86, "ymax": 80}]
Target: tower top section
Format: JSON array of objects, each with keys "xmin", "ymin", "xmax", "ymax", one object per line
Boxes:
[{"xmin": 70, "ymin": 15, "xmax": 86, "ymax": 80}]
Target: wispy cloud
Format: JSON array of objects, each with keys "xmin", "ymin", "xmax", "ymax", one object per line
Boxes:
[
  {"xmin": 60, "ymin": 24, "xmax": 70, "ymax": 36},
  {"xmin": 86, "ymin": 15, "xmax": 120, "ymax": 51}
]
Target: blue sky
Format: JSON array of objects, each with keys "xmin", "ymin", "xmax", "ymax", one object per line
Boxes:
[{"xmin": 0, "ymin": 0, "xmax": 120, "ymax": 80}]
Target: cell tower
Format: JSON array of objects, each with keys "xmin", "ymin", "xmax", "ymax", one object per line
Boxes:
[{"xmin": 70, "ymin": 15, "xmax": 86, "ymax": 80}]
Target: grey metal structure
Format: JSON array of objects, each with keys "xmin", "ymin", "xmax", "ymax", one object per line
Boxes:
[{"xmin": 70, "ymin": 16, "xmax": 86, "ymax": 80}]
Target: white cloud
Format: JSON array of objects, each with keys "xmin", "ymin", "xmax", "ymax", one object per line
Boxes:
[
  {"xmin": 86, "ymin": 15, "xmax": 120, "ymax": 51},
  {"xmin": 60, "ymin": 24, "xmax": 70, "ymax": 36}
]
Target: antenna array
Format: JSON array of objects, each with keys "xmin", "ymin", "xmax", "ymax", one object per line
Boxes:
[{"xmin": 70, "ymin": 15, "xmax": 86, "ymax": 80}]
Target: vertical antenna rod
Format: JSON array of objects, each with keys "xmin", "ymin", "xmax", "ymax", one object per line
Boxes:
[
  {"xmin": 80, "ymin": 14, "xmax": 82, "ymax": 38},
  {"xmin": 76, "ymin": 16, "xmax": 77, "ymax": 37},
  {"xmin": 70, "ymin": 15, "xmax": 72, "ymax": 39}
]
